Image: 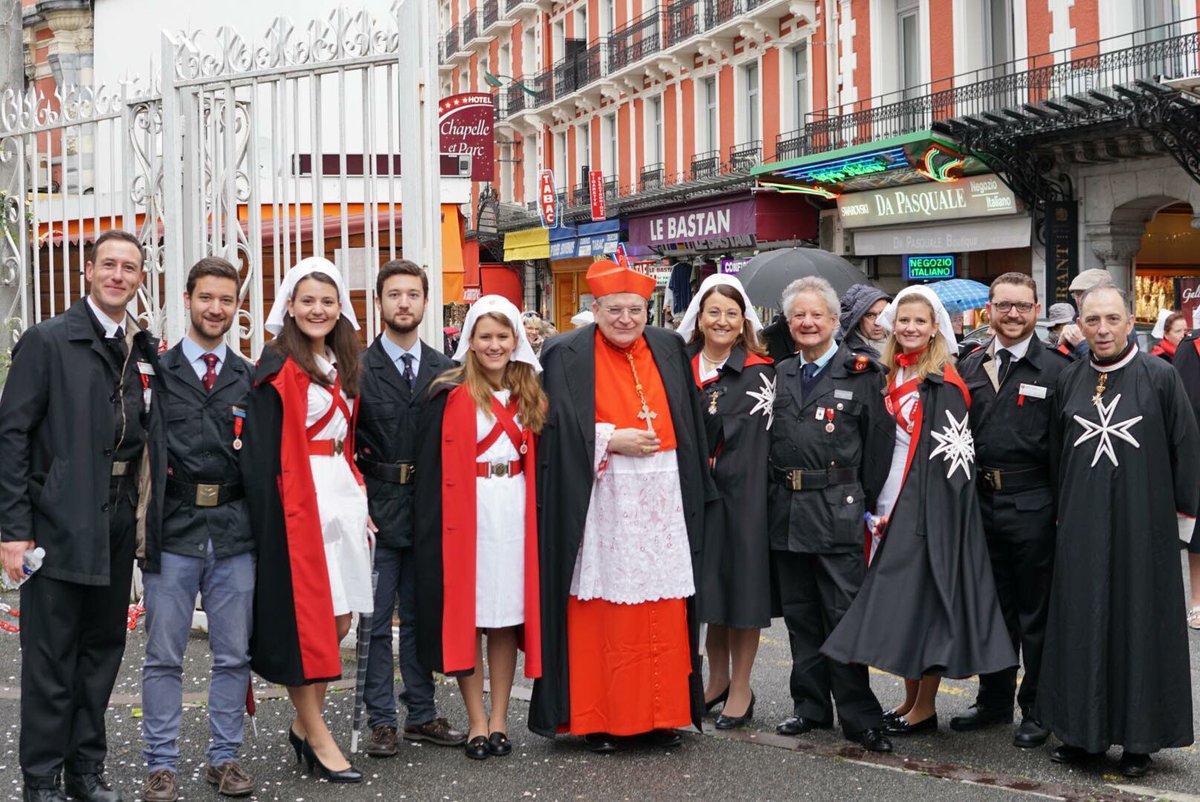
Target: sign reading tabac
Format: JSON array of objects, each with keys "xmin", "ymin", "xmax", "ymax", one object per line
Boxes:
[
  {"xmin": 438, "ymin": 93, "xmax": 494, "ymax": 182},
  {"xmin": 837, "ymin": 174, "xmax": 1020, "ymax": 229},
  {"xmin": 538, "ymin": 170, "xmax": 559, "ymax": 229}
]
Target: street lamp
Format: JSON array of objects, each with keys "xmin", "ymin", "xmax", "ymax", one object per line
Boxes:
[{"xmin": 483, "ymin": 71, "xmax": 540, "ymax": 96}]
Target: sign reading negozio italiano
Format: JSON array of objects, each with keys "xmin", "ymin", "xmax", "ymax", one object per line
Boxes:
[{"xmin": 837, "ymin": 174, "xmax": 1019, "ymax": 230}]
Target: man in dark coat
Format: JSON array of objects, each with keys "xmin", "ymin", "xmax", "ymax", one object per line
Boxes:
[
  {"xmin": 769, "ymin": 277, "xmax": 893, "ymax": 753},
  {"xmin": 953, "ymin": 273, "xmax": 1071, "ymax": 749},
  {"xmin": 141, "ymin": 258, "xmax": 255, "ymax": 802},
  {"xmin": 529, "ymin": 259, "xmax": 715, "ymax": 753},
  {"xmin": 761, "ymin": 312, "xmax": 796, "ymax": 363},
  {"xmin": 1039, "ymin": 285, "xmax": 1200, "ymax": 778},
  {"xmin": 838, "ymin": 284, "xmax": 891, "ymax": 358},
  {"xmin": 1172, "ymin": 330, "xmax": 1200, "ymax": 628},
  {"xmin": 355, "ymin": 260, "xmax": 464, "ymax": 757},
  {"xmin": 0, "ymin": 230, "xmax": 166, "ymax": 802}
]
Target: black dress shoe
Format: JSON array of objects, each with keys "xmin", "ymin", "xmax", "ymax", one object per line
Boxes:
[
  {"xmin": 715, "ymin": 692, "xmax": 755, "ymax": 730},
  {"xmin": 1119, "ymin": 751, "xmax": 1152, "ymax": 778},
  {"xmin": 638, "ymin": 729, "xmax": 683, "ymax": 749},
  {"xmin": 776, "ymin": 716, "xmax": 833, "ymax": 736},
  {"xmin": 584, "ymin": 732, "xmax": 618, "ymax": 753},
  {"xmin": 464, "ymin": 735, "xmax": 490, "ymax": 760},
  {"xmin": 883, "ymin": 714, "xmax": 938, "ymax": 736},
  {"xmin": 288, "ymin": 727, "xmax": 305, "ymax": 763},
  {"xmin": 1049, "ymin": 744, "xmax": 1090, "ymax": 765},
  {"xmin": 948, "ymin": 704, "xmax": 1013, "ymax": 732},
  {"xmin": 63, "ymin": 774, "xmax": 121, "ymax": 802},
  {"xmin": 487, "ymin": 732, "xmax": 512, "ymax": 757},
  {"xmin": 881, "ymin": 708, "xmax": 905, "ymax": 725},
  {"xmin": 848, "ymin": 728, "xmax": 894, "ymax": 753},
  {"xmin": 1013, "ymin": 717, "xmax": 1050, "ymax": 749},
  {"xmin": 23, "ymin": 787, "xmax": 69, "ymax": 802},
  {"xmin": 703, "ymin": 686, "xmax": 730, "ymax": 713},
  {"xmin": 300, "ymin": 742, "xmax": 363, "ymax": 782}
]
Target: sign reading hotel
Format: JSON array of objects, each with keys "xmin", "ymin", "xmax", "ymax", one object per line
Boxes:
[
  {"xmin": 538, "ymin": 170, "xmax": 559, "ymax": 229},
  {"xmin": 438, "ymin": 93, "xmax": 494, "ymax": 182},
  {"xmin": 837, "ymin": 174, "xmax": 1019, "ymax": 229}
]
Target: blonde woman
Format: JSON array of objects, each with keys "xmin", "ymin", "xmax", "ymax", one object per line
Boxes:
[{"xmin": 822, "ymin": 286, "xmax": 1015, "ymax": 735}]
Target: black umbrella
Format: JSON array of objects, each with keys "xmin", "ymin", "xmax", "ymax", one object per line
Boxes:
[{"xmin": 737, "ymin": 248, "xmax": 869, "ymax": 308}]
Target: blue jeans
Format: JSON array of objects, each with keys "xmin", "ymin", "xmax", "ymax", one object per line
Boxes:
[
  {"xmin": 141, "ymin": 543, "xmax": 255, "ymax": 771},
  {"xmin": 365, "ymin": 545, "xmax": 436, "ymax": 728}
]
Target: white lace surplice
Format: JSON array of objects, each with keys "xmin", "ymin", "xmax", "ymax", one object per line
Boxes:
[{"xmin": 570, "ymin": 423, "xmax": 695, "ymax": 604}]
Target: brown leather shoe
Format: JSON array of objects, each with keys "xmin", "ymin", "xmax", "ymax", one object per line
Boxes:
[
  {"xmin": 205, "ymin": 762, "xmax": 253, "ymax": 798},
  {"xmin": 402, "ymin": 717, "xmax": 467, "ymax": 746},
  {"xmin": 365, "ymin": 725, "xmax": 399, "ymax": 758},
  {"xmin": 141, "ymin": 770, "xmax": 177, "ymax": 802}
]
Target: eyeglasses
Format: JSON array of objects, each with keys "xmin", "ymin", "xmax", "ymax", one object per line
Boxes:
[
  {"xmin": 992, "ymin": 301, "xmax": 1035, "ymax": 314},
  {"xmin": 602, "ymin": 305, "xmax": 647, "ymax": 319},
  {"xmin": 703, "ymin": 309, "xmax": 744, "ymax": 321}
]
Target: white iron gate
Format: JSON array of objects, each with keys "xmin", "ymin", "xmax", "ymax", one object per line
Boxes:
[{"xmin": 0, "ymin": 0, "xmax": 442, "ymax": 374}]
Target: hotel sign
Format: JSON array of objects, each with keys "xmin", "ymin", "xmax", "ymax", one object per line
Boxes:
[{"xmin": 837, "ymin": 174, "xmax": 1020, "ymax": 230}]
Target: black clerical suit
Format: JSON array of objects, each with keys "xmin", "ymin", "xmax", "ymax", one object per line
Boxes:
[
  {"xmin": 957, "ymin": 335, "xmax": 1070, "ymax": 720},
  {"xmin": 768, "ymin": 345, "xmax": 892, "ymax": 736},
  {"xmin": 0, "ymin": 298, "xmax": 165, "ymax": 789}
]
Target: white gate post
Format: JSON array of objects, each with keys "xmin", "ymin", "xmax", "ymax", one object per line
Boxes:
[
  {"xmin": 397, "ymin": 0, "xmax": 444, "ymax": 347},
  {"xmin": 160, "ymin": 32, "xmax": 188, "ymax": 347}
]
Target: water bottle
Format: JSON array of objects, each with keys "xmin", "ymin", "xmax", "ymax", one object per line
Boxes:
[{"xmin": 0, "ymin": 547, "xmax": 46, "ymax": 591}]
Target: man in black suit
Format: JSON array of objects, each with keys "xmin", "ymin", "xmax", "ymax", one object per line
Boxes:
[
  {"xmin": 0, "ymin": 230, "xmax": 166, "ymax": 802},
  {"xmin": 140, "ymin": 258, "xmax": 255, "ymax": 802},
  {"xmin": 356, "ymin": 260, "xmax": 465, "ymax": 756}
]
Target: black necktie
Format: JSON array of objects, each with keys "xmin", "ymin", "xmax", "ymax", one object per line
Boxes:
[
  {"xmin": 800, "ymin": 362, "xmax": 820, "ymax": 399},
  {"xmin": 400, "ymin": 353, "xmax": 415, "ymax": 389},
  {"xmin": 997, "ymin": 349, "xmax": 1013, "ymax": 385},
  {"xmin": 111, "ymin": 326, "xmax": 129, "ymax": 363}
]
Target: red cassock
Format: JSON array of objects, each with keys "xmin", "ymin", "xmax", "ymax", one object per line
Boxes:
[{"xmin": 437, "ymin": 384, "xmax": 542, "ymax": 677}]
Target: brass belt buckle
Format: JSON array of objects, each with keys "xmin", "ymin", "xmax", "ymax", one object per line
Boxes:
[
  {"xmin": 195, "ymin": 483, "xmax": 220, "ymax": 508},
  {"xmin": 984, "ymin": 469, "xmax": 1002, "ymax": 491},
  {"xmin": 112, "ymin": 460, "xmax": 130, "ymax": 477},
  {"xmin": 788, "ymin": 470, "xmax": 803, "ymax": 491},
  {"xmin": 398, "ymin": 463, "xmax": 415, "ymax": 483},
  {"xmin": 333, "ymin": 440, "xmax": 344, "ymax": 456},
  {"xmin": 491, "ymin": 462, "xmax": 509, "ymax": 478}
]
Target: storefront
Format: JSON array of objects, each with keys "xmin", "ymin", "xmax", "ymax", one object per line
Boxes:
[
  {"xmin": 547, "ymin": 220, "xmax": 624, "ymax": 332},
  {"xmin": 1132, "ymin": 202, "xmax": 1200, "ymax": 326},
  {"xmin": 625, "ymin": 192, "xmax": 818, "ymax": 318}
]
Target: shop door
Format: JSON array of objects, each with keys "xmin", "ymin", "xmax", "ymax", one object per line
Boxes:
[{"xmin": 555, "ymin": 272, "xmax": 579, "ymax": 332}]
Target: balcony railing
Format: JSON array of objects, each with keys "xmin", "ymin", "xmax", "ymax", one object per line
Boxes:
[
  {"xmin": 793, "ymin": 17, "xmax": 1200, "ymax": 160},
  {"xmin": 531, "ymin": 69, "xmax": 554, "ymax": 107},
  {"xmin": 665, "ymin": 0, "xmax": 701, "ymax": 47},
  {"xmin": 691, "ymin": 149, "xmax": 721, "ymax": 180},
  {"xmin": 604, "ymin": 176, "xmax": 619, "ymax": 202},
  {"xmin": 554, "ymin": 43, "xmax": 606, "ymax": 97},
  {"xmin": 483, "ymin": 0, "xmax": 499, "ymax": 30},
  {"xmin": 705, "ymin": 0, "xmax": 763, "ymax": 29},
  {"xmin": 493, "ymin": 93, "xmax": 507, "ymax": 121},
  {"xmin": 729, "ymin": 140, "xmax": 762, "ymax": 173},
  {"xmin": 462, "ymin": 11, "xmax": 479, "ymax": 44},
  {"xmin": 609, "ymin": 9, "xmax": 660, "ymax": 72},
  {"xmin": 505, "ymin": 83, "xmax": 527, "ymax": 116},
  {"xmin": 572, "ymin": 183, "xmax": 590, "ymax": 208},
  {"xmin": 640, "ymin": 162, "xmax": 664, "ymax": 191},
  {"xmin": 443, "ymin": 27, "xmax": 459, "ymax": 60}
]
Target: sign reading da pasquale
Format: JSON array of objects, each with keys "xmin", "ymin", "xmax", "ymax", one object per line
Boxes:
[
  {"xmin": 438, "ymin": 93, "xmax": 494, "ymax": 182},
  {"xmin": 837, "ymin": 174, "xmax": 1020, "ymax": 229}
]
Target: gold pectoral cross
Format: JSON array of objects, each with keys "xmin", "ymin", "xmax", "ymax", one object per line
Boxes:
[
  {"xmin": 1091, "ymin": 373, "xmax": 1108, "ymax": 406},
  {"xmin": 638, "ymin": 402, "xmax": 658, "ymax": 432}
]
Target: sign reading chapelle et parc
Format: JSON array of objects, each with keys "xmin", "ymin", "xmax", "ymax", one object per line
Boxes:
[
  {"xmin": 438, "ymin": 93, "xmax": 494, "ymax": 182},
  {"xmin": 837, "ymin": 174, "xmax": 1020, "ymax": 229}
]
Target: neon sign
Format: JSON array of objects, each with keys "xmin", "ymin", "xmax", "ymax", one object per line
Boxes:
[
  {"xmin": 915, "ymin": 146, "xmax": 965, "ymax": 183},
  {"xmin": 758, "ymin": 181, "xmax": 840, "ymax": 200},
  {"xmin": 777, "ymin": 146, "xmax": 909, "ymax": 185},
  {"xmin": 904, "ymin": 254, "xmax": 957, "ymax": 280}
]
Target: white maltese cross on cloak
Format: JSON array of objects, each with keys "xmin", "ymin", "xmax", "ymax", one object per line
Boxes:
[
  {"xmin": 1072, "ymin": 392, "xmax": 1142, "ymax": 468},
  {"xmin": 929, "ymin": 410, "xmax": 974, "ymax": 479}
]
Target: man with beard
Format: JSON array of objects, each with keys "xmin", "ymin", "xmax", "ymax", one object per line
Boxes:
[
  {"xmin": 530, "ymin": 259, "xmax": 713, "ymax": 753},
  {"xmin": 356, "ymin": 260, "xmax": 465, "ymax": 756},
  {"xmin": 954, "ymin": 273, "xmax": 1070, "ymax": 749},
  {"xmin": 1, "ymin": 230, "xmax": 166, "ymax": 802},
  {"xmin": 838, "ymin": 284, "xmax": 891, "ymax": 358},
  {"xmin": 1039, "ymin": 285, "xmax": 1199, "ymax": 778},
  {"xmin": 141, "ymin": 258, "xmax": 255, "ymax": 802}
]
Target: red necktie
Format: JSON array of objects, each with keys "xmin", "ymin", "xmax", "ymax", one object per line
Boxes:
[{"xmin": 201, "ymin": 353, "xmax": 219, "ymax": 393}]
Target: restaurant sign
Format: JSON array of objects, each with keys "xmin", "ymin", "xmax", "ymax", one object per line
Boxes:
[{"xmin": 837, "ymin": 174, "xmax": 1019, "ymax": 229}]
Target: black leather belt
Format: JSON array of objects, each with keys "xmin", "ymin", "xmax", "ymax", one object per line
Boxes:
[
  {"xmin": 771, "ymin": 465, "xmax": 858, "ymax": 491},
  {"xmin": 358, "ymin": 458, "xmax": 416, "ymax": 485},
  {"xmin": 978, "ymin": 465, "xmax": 1048, "ymax": 493},
  {"xmin": 165, "ymin": 477, "xmax": 244, "ymax": 508}
]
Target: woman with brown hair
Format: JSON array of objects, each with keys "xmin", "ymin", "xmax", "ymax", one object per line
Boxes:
[
  {"xmin": 413, "ymin": 295, "xmax": 546, "ymax": 760},
  {"xmin": 822, "ymin": 286, "xmax": 1015, "ymax": 736},
  {"xmin": 676, "ymin": 275, "xmax": 774, "ymax": 729},
  {"xmin": 1151, "ymin": 311, "xmax": 1189, "ymax": 362},
  {"xmin": 241, "ymin": 258, "xmax": 373, "ymax": 783}
]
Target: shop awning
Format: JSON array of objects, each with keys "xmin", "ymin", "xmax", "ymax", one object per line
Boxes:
[
  {"xmin": 504, "ymin": 227, "xmax": 550, "ymax": 260},
  {"xmin": 441, "ymin": 206, "xmax": 466, "ymax": 303},
  {"xmin": 548, "ymin": 220, "xmax": 623, "ymax": 260}
]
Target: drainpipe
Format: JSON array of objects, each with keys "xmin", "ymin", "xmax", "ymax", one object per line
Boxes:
[{"xmin": 827, "ymin": 0, "xmax": 840, "ymax": 114}]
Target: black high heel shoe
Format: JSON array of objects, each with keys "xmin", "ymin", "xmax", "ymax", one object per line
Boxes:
[
  {"xmin": 288, "ymin": 727, "xmax": 304, "ymax": 763},
  {"xmin": 703, "ymin": 686, "xmax": 730, "ymax": 713},
  {"xmin": 301, "ymin": 742, "xmax": 363, "ymax": 783},
  {"xmin": 715, "ymin": 692, "xmax": 755, "ymax": 730}
]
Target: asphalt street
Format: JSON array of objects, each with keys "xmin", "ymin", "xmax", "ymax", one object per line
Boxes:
[{"xmin": 2, "ymin": 562, "xmax": 1199, "ymax": 802}]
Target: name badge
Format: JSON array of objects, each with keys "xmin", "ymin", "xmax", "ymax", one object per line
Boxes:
[
  {"xmin": 136, "ymin": 361, "xmax": 156, "ymax": 376},
  {"xmin": 1018, "ymin": 383, "xmax": 1047, "ymax": 399},
  {"xmin": 834, "ymin": 389, "xmax": 854, "ymax": 400}
]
